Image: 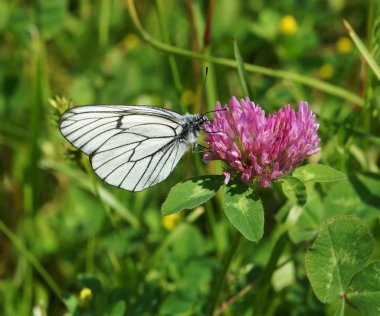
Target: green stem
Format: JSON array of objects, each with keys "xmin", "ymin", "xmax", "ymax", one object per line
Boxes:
[
  {"xmin": 0, "ymin": 219, "xmax": 62, "ymax": 299},
  {"xmin": 84, "ymin": 161, "xmax": 115, "ymax": 227},
  {"xmin": 205, "ymin": 201, "xmax": 223, "ymax": 258},
  {"xmin": 366, "ymin": 0, "xmax": 375, "ymax": 49},
  {"xmin": 207, "ymin": 231, "xmax": 241, "ymax": 316},
  {"xmin": 99, "ymin": 0, "xmax": 110, "ymax": 47},
  {"xmin": 252, "ymin": 231, "xmax": 289, "ymax": 315},
  {"xmin": 234, "ymin": 36, "xmax": 253, "ymax": 97},
  {"xmin": 154, "ymin": 0, "xmax": 183, "ymax": 95},
  {"xmin": 203, "ymin": 51, "xmax": 218, "ymax": 113},
  {"xmin": 29, "ymin": 27, "xmax": 50, "ymax": 212},
  {"xmin": 86, "ymin": 235, "xmax": 96, "ymax": 273},
  {"xmin": 126, "ymin": 0, "xmax": 363, "ymax": 106},
  {"xmin": 146, "ymin": 224, "xmax": 187, "ymax": 270}
]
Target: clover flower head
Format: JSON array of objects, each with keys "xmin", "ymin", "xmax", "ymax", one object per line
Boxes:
[{"xmin": 203, "ymin": 97, "xmax": 320, "ymax": 188}]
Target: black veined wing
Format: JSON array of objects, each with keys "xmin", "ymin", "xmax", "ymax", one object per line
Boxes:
[{"xmin": 59, "ymin": 105, "xmax": 207, "ymax": 192}]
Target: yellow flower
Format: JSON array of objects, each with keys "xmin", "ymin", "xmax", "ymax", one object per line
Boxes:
[
  {"xmin": 78, "ymin": 287, "xmax": 92, "ymax": 308},
  {"xmin": 319, "ymin": 64, "xmax": 334, "ymax": 79},
  {"xmin": 279, "ymin": 15, "xmax": 298, "ymax": 36},
  {"xmin": 181, "ymin": 90, "xmax": 196, "ymax": 107},
  {"xmin": 336, "ymin": 36, "xmax": 353, "ymax": 54},
  {"xmin": 162, "ymin": 213, "xmax": 181, "ymax": 230},
  {"xmin": 123, "ymin": 33, "xmax": 140, "ymax": 51}
]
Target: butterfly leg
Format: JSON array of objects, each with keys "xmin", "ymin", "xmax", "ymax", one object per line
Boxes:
[{"xmin": 192, "ymin": 143, "xmax": 209, "ymax": 153}]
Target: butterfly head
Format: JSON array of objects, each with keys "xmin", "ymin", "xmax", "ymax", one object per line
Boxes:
[
  {"xmin": 186, "ymin": 113, "xmax": 208, "ymax": 129},
  {"xmin": 180, "ymin": 114, "xmax": 208, "ymax": 144}
]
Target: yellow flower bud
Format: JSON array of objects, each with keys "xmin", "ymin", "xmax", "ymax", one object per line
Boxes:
[
  {"xmin": 279, "ymin": 15, "xmax": 298, "ymax": 36},
  {"xmin": 319, "ymin": 64, "xmax": 334, "ymax": 79},
  {"xmin": 123, "ymin": 33, "xmax": 140, "ymax": 51},
  {"xmin": 78, "ymin": 287, "xmax": 92, "ymax": 308},
  {"xmin": 162, "ymin": 213, "xmax": 181, "ymax": 230},
  {"xmin": 336, "ymin": 36, "xmax": 353, "ymax": 54},
  {"xmin": 181, "ymin": 90, "xmax": 196, "ymax": 107}
]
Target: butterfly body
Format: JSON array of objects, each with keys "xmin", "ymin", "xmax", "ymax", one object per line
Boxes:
[
  {"xmin": 59, "ymin": 105, "xmax": 207, "ymax": 192},
  {"xmin": 178, "ymin": 114, "xmax": 207, "ymax": 148}
]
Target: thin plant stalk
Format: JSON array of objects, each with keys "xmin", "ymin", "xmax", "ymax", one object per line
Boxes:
[
  {"xmin": 154, "ymin": 0, "xmax": 184, "ymax": 96},
  {"xmin": 99, "ymin": 0, "xmax": 111, "ymax": 47},
  {"xmin": 205, "ymin": 201, "xmax": 224, "ymax": 258},
  {"xmin": 252, "ymin": 231, "xmax": 289, "ymax": 315},
  {"xmin": 233, "ymin": 36, "xmax": 253, "ymax": 97},
  {"xmin": 28, "ymin": 27, "xmax": 50, "ymax": 211},
  {"xmin": 344, "ymin": 19, "xmax": 380, "ymax": 80},
  {"xmin": 203, "ymin": 0, "xmax": 215, "ymax": 47},
  {"xmin": 207, "ymin": 231, "xmax": 242, "ymax": 316},
  {"xmin": 0, "ymin": 219, "xmax": 62, "ymax": 299}
]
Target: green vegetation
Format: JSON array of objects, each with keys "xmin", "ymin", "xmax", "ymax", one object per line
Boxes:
[{"xmin": 1, "ymin": 0, "xmax": 379, "ymax": 315}]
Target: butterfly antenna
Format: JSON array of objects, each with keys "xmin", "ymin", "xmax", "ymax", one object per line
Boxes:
[
  {"xmin": 200, "ymin": 68, "xmax": 227, "ymax": 116},
  {"xmin": 201, "ymin": 67, "xmax": 208, "ymax": 113}
]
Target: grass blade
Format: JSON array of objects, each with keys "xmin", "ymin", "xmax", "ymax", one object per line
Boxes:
[
  {"xmin": 233, "ymin": 36, "xmax": 253, "ymax": 97},
  {"xmin": 343, "ymin": 19, "xmax": 380, "ymax": 80}
]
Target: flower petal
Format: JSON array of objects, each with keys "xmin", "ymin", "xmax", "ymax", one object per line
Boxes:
[{"xmin": 203, "ymin": 97, "xmax": 320, "ymax": 188}]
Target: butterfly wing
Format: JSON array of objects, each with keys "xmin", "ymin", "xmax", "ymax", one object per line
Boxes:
[{"xmin": 59, "ymin": 105, "xmax": 189, "ymax": 191}]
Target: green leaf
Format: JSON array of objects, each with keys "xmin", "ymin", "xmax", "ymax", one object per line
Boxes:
[
  {"xmin": 288, "ymin": 191, "xmax": 323, "ymax": 243},
  {"xmin": 289, "ymin": 172, "xmax": 380, "ymax": 244},
  {"xmin": 305, "ymin": 215, "xmax": 374, "ymax": 303},
  {"xmin": 223, "ymin": 179, "xmax": 264, "ymax": 242},
  {"xmin": 335, "ymin": 300, "xmax": 346, "ymax": 316},
  {"xmin": 324, "ymin": 173, "xmax": 380, "ymax": 217},
  {"xmin": 347, "ymin": 261, "xmax": 380, "ymax": 316},
  {"xmin": 249, "ymin": 9, "xmax": 280, "ymax": 41},
  {"xmin": 233, "ymin": 37, "xmax": 253, "ymax": 97},
  {"xmin": 106, "ymin": 300, "xmax": 126, "ymax": 316},
  {"xmin": 62, "ymin": 292, "xmax": 77, "ymax": 312},
  {"xmin": 293, "ymin": 164, "xmax": 346, "ymax": 183},
  {"xmin": 161, "ymin": 175, "xmax": 225, "ymax": 215},
  {"xmin": 352, "ymin": 173, "xmax": 380, "ymax": 212},
  {"xmin": 171, "ymin": 224, "xmax": 208, "ymax": 261},
  {"xmin": 37, "ymin": 0, "xmax": 68, "ymax": 39},
  {"xmin": 77, "ymin": 274, "xmax": 102, "ymax": 294},
  {"xmin": 160, "ymin": 293, "xmax": 192, "ymax": 315},
  {"xmin": 281, "ymin": 176, "xmax": 307, "ymax": 206}
]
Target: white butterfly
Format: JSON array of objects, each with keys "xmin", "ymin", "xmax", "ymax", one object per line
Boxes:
[{"xmin": 59, "ymin": 105, "xmax": 208, "ymax": 192}]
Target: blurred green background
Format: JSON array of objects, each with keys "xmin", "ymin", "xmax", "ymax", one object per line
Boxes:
[{"xmin": 1, "ymin": 0, "xmax": 379, "ymax": 315}]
